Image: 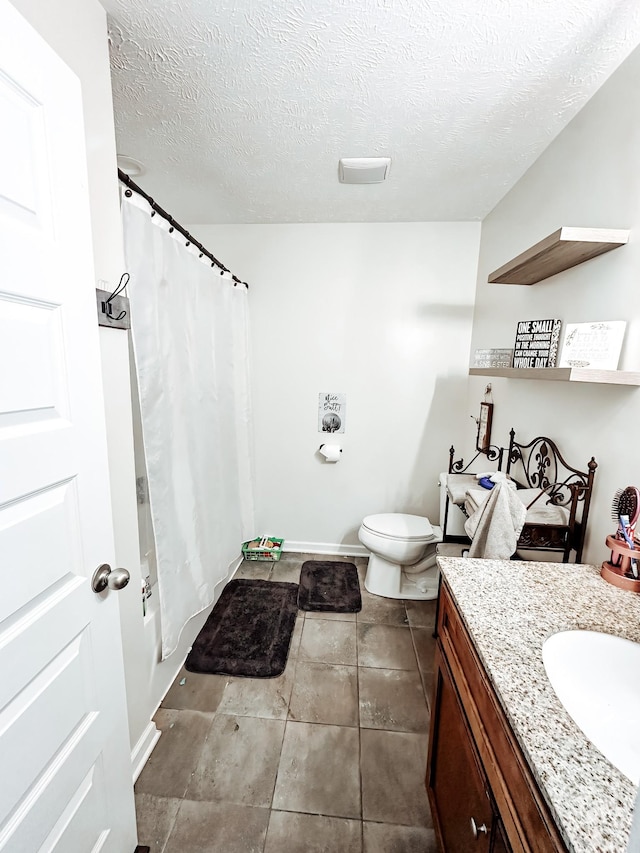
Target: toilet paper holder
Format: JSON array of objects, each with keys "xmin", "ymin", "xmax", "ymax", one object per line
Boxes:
[{"xmin": 318, "ymin": 443, "xmax": 342, "ymax": 462}]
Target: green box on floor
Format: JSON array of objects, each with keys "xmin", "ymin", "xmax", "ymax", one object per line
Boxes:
[{"xmin": 241, "ymin": 536, "xmax": 284, "ymax": 561}]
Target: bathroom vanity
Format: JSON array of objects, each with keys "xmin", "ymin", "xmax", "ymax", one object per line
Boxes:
[{"xmin": 427, "ymin": 557, "xmax": 640, "ymax": 853}]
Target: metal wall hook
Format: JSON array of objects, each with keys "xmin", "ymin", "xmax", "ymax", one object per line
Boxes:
[
  {"xmin": 105, "ymin": 272, "xmax": 129, "ymax": 303},
  {"xmin": 97, "ymin": 273, "xmax": 130, "ymax": 329},
  {"xmin": 102, "ymin": 273, "xmax": 129, "ymax": 321}
]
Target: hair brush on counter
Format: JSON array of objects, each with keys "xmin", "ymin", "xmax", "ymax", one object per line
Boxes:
[
  {"xmin": 612, "ymin": 486, "xmax": 640, "ymax": 543},
  {"xmin": 611, "ymin": 486, "xmax": 640, "ymax": 578},
  {"xmin": 601, "ymin": 487, "xmax": 640, "ymax": 589}
]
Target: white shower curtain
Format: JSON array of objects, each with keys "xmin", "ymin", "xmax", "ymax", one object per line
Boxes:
[{"xmin": 122, "ymin": 192, "xmax": 254, "ymax": 659}]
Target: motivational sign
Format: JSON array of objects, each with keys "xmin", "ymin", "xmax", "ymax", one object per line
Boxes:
[
  {"xmin": 318, "ymin": 392, "xmax": 346, "ymax": 433},
  {"xmin": 472, "ymin": 348, "xmax": 514, "ymax": 368},
  {"xmin": 513, "ymin": 319, "xmax": 562, "ymax": 368},
  {"xmin": 559, "ymin": 321, "xmax": 626, "ymax": 370}
]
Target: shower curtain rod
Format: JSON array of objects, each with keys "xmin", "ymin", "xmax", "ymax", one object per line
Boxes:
[{"xmin": 118, "ymin": 169, "xmax": 249, "ymax": 289}]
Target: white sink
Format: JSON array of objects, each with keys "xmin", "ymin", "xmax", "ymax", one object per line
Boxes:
[{"xmin": 542, "ymin": 630, "xmax": 640, "ymax": 783}]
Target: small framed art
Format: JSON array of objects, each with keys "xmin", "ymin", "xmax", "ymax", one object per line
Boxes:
[
  {"xmin": 472, "ymin": 348, "xmax": 513, "ymax": 368},
  {"xmin": 318, "ymin": 392, "xmax": 346, "ymax": 433},
  {"xmin": 476, "ymin": 402, "xmax": 493, "ymax": 453},
  {"xmin": 559, "ymin": 321, "xmax": 626, "ymax": 370}
]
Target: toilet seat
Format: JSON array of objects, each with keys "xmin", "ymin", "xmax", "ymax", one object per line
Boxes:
[{"xmin": 361, "ymin": 512, "xmax": 434, "ymax": 542}]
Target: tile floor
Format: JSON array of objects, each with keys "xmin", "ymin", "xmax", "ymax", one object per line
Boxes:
[{"xmin": 134, "ymin": 553, "xmax": 439, "ymax": 853}]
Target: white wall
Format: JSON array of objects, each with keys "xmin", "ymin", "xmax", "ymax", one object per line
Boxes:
[
  {"xmin": 9, "ymin": 0, "xmax": 211, "ymax": 772},
  {"xmin": 469, "ymin": 44, "xmax": 640, "ymax": 565},
  {"xmin": 194, "ymin": 223, "xmax": 481, "ymax": 551}
]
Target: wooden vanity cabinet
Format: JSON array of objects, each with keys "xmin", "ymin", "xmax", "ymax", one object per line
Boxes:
[
  {"xmin": 426, "ymin": 582, "xmax": 567, "ymax": 853},
  {"xmin": 428, "ymin": 647, "xmax": 496, "ymax": 852},
  {"xmin": 492, "ymin": 819, "xmax": 514, "ymax": 853}
]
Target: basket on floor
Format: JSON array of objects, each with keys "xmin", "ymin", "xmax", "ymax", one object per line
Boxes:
[{"xmin": 241, "ymin": 536, "xmax": 284, "ymax": 561}]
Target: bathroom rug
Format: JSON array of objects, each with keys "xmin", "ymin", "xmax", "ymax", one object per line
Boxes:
[
  {"xmin": 185, "ymin": 579, "xmax": 298, "ymax": 678},
  {"xmin": 297, "ymin": 561, "xmax": 362, "ymax": 612}
]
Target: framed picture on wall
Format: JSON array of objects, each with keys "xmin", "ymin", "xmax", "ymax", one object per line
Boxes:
[{"xmin": 476, "ymin": 402, "xmax": 493, "ymax": 453}]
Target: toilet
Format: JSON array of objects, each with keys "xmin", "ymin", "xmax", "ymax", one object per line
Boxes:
[
  {"xmin": 358, "ymin": 513, "xmax": 443, "ymax": 601},
  {"xmin": 358, "ymin": 476, "xmax": 449, "ymax": 601}
]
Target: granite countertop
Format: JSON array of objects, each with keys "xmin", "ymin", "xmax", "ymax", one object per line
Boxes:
[{"xmin": 437, "ymin": 556, "xmax": 640, "ymax": 853}]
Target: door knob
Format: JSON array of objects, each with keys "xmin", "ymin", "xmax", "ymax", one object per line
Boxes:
[
  {"xmin": 470, "ymin": 816, "xmax": 489, "ymax": 839},
  {"xmin": 92, "ymin": 563, "xmax": 130, "ymax": 593}
]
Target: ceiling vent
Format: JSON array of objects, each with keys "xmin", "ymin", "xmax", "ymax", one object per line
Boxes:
[{"xmin": 338, "ymin": 157, "xmax": 391, "ymax": 184}]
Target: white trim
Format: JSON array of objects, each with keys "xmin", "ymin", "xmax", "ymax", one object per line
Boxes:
[
  {"xmin": 228, "ymin": 554, "xmax": 244, "ymax": 574},
  {"xmin": 150, "ymin": 556, "xmax": 244, "ymax": 718},
  {"xmin": 132, "ymin": 558, "xmax": 244, "ymax": 784},
  {"xmin": 131, "ymin": 721, "xmax": 161, "ymax": 782},
  {"xmin": 228, "ymin": 554, "xmax": 248, "ymax": 581},
  {"xmin": 282, "ymin": 540, "xmax": 369, "ymax": 557}
]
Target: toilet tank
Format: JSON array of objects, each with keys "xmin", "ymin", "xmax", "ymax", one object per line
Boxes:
[{"xmin": 439, "ymin": 473, "xmax": 468, "ymax": 538}]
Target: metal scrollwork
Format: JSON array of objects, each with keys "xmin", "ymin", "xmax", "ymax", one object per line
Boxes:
[
  {"xmin": 449, "ymin": 444, "xmax": 504, "ymax": 475},
  {"xmin": 530, "ymin": 439, "xmax": 556, "ymax": 490},
  {"xmin": 447, "ymin": 427, "xmax": 597, "ymax": 563}
]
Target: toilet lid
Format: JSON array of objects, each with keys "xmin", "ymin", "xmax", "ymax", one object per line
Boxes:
[{"xmin": 362, "ymin": 513, "xmax": 434, "ymax": 541}]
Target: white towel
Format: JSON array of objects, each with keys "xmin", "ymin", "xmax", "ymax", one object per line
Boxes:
[{"xmin": 465, "ymin": 480, "xmax": 527, "ymax": 560}]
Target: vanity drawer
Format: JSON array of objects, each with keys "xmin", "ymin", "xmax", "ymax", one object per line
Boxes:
[{"xmin": 436, "ymin": 582, "xmax": 566, "ymax": 853}]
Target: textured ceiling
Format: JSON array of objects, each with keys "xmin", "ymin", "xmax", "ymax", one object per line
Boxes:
[{"xmin": 103, "ymin": 0, "xmax": 640, "ymax": 224}]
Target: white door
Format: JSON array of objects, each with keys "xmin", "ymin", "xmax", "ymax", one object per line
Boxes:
[{"xmin": 0, "ymin": 2, "xmax": 137, "ymax": 851}]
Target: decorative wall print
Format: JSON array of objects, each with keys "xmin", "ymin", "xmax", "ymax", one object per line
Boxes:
[
  {"xmin": 472, "ymin": 348, "xmax": 514, "ymax": 368},
  {"xmin": 559, "ymin": 321, "xmax": 626, "ymax": 370},
  {"xmin": 476, "ymin": 402, "xmax": 493, "ymax": 452},
  {"xmin": 513, "ymin": 319, "xmax": 562, "ymax": 368},
  {"xmin": 318, "ymin": 392, "xmax": 346, "ymax": 433}
]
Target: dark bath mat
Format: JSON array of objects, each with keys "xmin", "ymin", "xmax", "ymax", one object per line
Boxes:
[
  {"xmin": 297, "ymin": 561, "xmax": 362, "ymax": 613},
  {"xmin": 185, "ymin": 579, "xmax": 298, "ymax": 678}
]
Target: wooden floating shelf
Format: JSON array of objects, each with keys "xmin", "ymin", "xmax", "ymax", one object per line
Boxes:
[
  {"xmin": 469, "ymin": 367, "xmax": 640, "ymax": 385},
  {"xmin": 488, "ymin": 226, "xmax": 630, "ymax": 285}
]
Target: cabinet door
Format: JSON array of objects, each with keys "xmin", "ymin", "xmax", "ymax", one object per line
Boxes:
[
  {"xmin": 427, "ymin": 651, "xmax": 493, "ymax": 852},
  {"xmin": 491, "ymin": 817, "xmax": 513, "ymax": 853}
]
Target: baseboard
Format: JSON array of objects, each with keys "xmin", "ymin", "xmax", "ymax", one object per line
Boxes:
[
  {"xmin": 150, "ymin": 556, "xmax": 243, "ymax": 718},
  {"xmin": 131, "ymin": 720, "xmax": 161, "ymax": 782},
  {"xmin": 229, "ymin": 554, "xmax": 243, "ymax": 574},
  {"xmin": 282, "ymin": 540, "xmax": 368, "ymax": 557}
]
